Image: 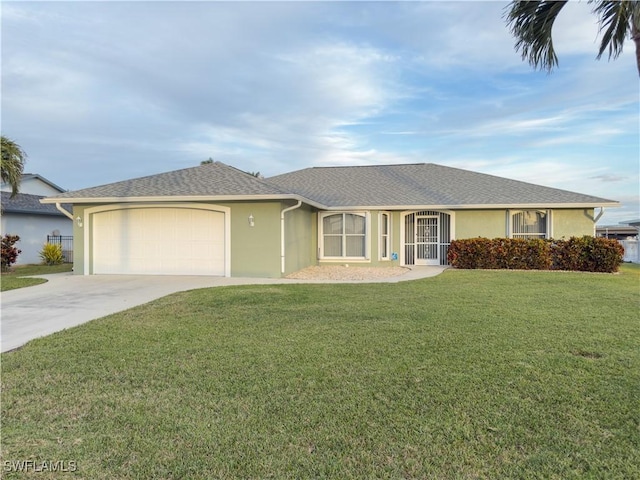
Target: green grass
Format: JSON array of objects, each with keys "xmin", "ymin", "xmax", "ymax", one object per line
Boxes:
[
  {"xmin": 2, "ymin": 265, "xmax": 639, "ymax": 479},
  {"xmin": 1, "ymin": 263, "xmax": 72, "ymax": 291}
]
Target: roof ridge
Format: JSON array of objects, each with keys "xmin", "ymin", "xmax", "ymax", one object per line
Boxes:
[
  {"xmin": 214, "ymin": 161, "xmax": 294, "ymax": 195},
  {"xmin": 309, "ymin": 162, "xmax": 429, "ymax": 169}
]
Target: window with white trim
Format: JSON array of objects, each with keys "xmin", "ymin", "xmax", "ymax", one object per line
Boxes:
[
  {"xmin": 510, "ymin": 210, "xmax": 550, "ymax": 239},
  {"xmin": 380, "ymin": 212, "xmax": 390, "ymax": 260},
  {"xmin": 320, "ymin": 212, "xmax": 367, "ymax": 258}
]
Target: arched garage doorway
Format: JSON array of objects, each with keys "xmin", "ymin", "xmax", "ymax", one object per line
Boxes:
[{"xmin": 86, "ymin": 204, "xmax": 230, "ymax": 276}]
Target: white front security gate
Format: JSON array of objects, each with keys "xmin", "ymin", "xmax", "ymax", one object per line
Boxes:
[{"xmin": 403, "ymin": 211, "xmax": 452, "ymax": 266}]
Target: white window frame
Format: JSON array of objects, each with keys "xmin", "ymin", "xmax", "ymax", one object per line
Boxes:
[
  {"xmin": 318, "ymin": 211, "xmax": 370, "ymax": 260},
  {"xmin": 507, "ymin": 209, "xmax": 552, "ymax": 239},
  {"xmin": 379, "ymin": 212, "xmax": 391, "ymax": 260}
]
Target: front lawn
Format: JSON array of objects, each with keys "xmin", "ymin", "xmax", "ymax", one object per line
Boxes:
[
  {"xmin": 1, "ymin": 263, "xmax": 73, "ymax": 291},
  {"xmin": 2, "ymin": 265, "xmax": 638, "ymax": 479}
]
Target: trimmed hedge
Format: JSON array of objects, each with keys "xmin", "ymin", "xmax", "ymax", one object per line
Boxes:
[
  {"xmin": 551, "ymin": 236, "xmax": 625, "ymax": 273},
  {"xmin": 447, "ymin": 236, "xmax": 624, "ymax": 273}
]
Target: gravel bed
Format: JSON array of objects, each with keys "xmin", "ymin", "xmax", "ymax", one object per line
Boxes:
[{"xmin": 286, "ymin": 265, "xmax": 410, "ymax": 281}]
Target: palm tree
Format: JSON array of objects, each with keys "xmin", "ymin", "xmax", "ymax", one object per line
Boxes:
[
  {"xmin": 505, "ymin": 0, "xmax": 640, "ymax": 77},
  {"xmin": 1, "ymin": 136, "xmax": 27, "ymax": 198}
]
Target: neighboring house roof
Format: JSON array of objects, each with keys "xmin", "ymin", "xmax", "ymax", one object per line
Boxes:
[
  {"xmin": 268, "ymin": 163, "xmax": 618, "ymax": 208},
  {"xmin": 42, "ymin": 161, "xmax": 619, "ymax": 210},
  {"xmin": 1, "ymin": 192, "xmax": 71, "ymax": 216},
  {"xmin": 1, "ymin": 174, "xmax": 66, "ymax": 195},
  {"xmin": 44, "ymin": 162, "xmax": 296, "ymax": 202},
  {"xmin": 20, "ymin": 174, "xmax": 66, "ymax": 193},
  {"xmin": 596, "ymin": 224, "xmax": 638, "ymax": 234}
]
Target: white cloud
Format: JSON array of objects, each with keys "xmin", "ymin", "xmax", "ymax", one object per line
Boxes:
[
  {"xmin": 589, "ymin": 174, "xmax": 627, "ymax": 183},
  {"xmin": 1, "ymin": 0, "xmax": 637, "ymax": 216}
]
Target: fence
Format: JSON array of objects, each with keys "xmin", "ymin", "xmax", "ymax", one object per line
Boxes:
[
  {"xmin": 620, "ymin": 240, "xmax": 639, "ymax": 264},
  {"xmin": 47, "ymin": 235, "xmax": 73, "ymax": 263}
]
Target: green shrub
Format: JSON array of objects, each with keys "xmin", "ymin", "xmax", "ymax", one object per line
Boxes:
[
  {"xmin": 1, "ymin": 234, "xmax": 22, "ymax": 271},
  {"xmin": 447, "ymin": 237, "xmax": 483, "ymax": 269},
  {"xmin": 39, "ymin": 243, "xmax": 64, "ymax": 266},
  {"xmin": 552, "ymin": 236, "xmax": 624, "ymax": 273},
  {"xmin": 448, "ymin": 237, "xmax": 552, "ymax": 270},
  {"xmin": 448, "ymin": 236, "xmax": 623, "ymax": 273}
]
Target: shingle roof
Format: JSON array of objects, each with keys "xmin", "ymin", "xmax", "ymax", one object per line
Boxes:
[
  {"xmin": 44, "ymin": 161, "xmax": 618, "ymax": 209},
  {"xmin": 267, "ymin": 163, "xmax": 618, "ymax": 208},
  {"xmin": 48, "ymin": 161, "xmax": 289, "ymax": 200},
  {"xmin": 1, "ymin": 192, "xmax": 71, "ymax": 216}
]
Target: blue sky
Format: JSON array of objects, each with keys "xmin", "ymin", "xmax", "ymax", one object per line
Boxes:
[{"xmin": 2, "ymin": 1, "xmax": 638, "ymax": 224}]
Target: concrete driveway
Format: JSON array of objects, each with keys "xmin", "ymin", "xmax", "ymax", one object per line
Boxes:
[
  {"xmin": 1, "ymin": 267, "xmax": 446, "ymax": 353},
  {"xmin": 1, "ymin": 273, "xmax": 288, "ymax": 353}
]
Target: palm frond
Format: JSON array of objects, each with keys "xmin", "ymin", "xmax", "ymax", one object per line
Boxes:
[
  {"xmin": 593, "ymin": 0, "xmax": 640, "ymax": 60},
  {"xmin": 505, "ymin": 0, "xmax": 569, "ymax": 72},
  {"xmin": 1, "ymin": 136, "xmax": 27, "ymax": 197}
]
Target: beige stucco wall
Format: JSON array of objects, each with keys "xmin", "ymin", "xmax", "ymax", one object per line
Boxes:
[
  {"xmin": 70, "ymin": 204, "xmax": 598, "ymax": 277},
  {"xmin": 390, "ymin": 211, "xmax": 403, "ymax": 265},
  {"xmin": 552, "ymin": 209, "xmax": 595, "ymax": 239},
  {"xmin": 72, "ymin": 201, "xmax": 283, "ymax": 277},
  {"xmin": 227, "ymin": 202, "xmax": 281, "ymax": 277},
  {"xmin": 72, "ymin": 206, "xmax": 84, "ymax": 272},
  {"xmin": 454, "ymin": 210, "xmax": 506, "ymax": 239},
  {"xmin": 283, "ymin": 203, "xmax": 316, "ymax": 275},
  {"xmin": 452, "ymin": 208, "xmax": 596, "ymax": 240}
]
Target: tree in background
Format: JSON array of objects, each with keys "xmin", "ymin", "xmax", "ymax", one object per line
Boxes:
[
  {"xmin": 1, "ymin": 136, "xmax": 27, "ymax": 198},
  {"xmin": 199, "ymin": 158, "xmax": 261, "ymax": 178},
  {"xmin": 505, "ymin": 0, "xmax": 640, "ymax": 77}
]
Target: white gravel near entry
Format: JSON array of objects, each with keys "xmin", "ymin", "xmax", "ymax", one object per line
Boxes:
[{"xmin": 286, "ymin": 265, "xmax": 410, "ymax": 281}]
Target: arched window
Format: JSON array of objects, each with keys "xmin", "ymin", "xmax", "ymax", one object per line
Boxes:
[{"xmin": 320, "ymin": 212, "xmax": 367, "ymax": 258}]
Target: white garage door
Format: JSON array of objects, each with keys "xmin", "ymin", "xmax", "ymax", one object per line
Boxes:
[{"xmin": 93, "ymin": 207, "xmax": 226, "ymax": 275}]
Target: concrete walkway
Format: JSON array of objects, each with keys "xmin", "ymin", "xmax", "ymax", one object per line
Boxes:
[{"xmin": 1, "ymin": 266, "xmax": 447, "ymax": 353}]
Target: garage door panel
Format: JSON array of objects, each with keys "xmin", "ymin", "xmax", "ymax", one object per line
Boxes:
[{"xmin": 93, "ymin": 207, "xmax": 225, "ymax": 275}]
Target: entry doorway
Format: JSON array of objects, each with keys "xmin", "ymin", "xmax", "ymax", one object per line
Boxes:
[{"xmin": 402, "ymin": 211, "xmax": 452, "ymax": 266}]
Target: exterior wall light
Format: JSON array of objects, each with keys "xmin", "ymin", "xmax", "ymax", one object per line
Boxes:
[
  {"xmin": 248, "ymin": 214, "xmax": 255, "ymax": 227},
  {"xmin": 76, "ymin": 216, "xmax": 83, "ymax": 228}
]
